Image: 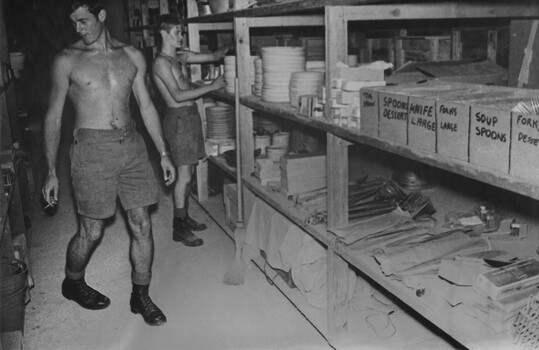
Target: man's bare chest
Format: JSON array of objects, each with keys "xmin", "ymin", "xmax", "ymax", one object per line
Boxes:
[{"xmin": 70, "ymin": 53, "xmax": 136, "ymax": 91}]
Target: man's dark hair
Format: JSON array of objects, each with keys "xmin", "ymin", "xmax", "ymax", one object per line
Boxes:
[
  {"xmin": 158, "ymin": 14, "xmax": 181, "ymax": 33},
  {"xmin": 70, "ymin": 0, "xmax": 105, "ymax": 19}
]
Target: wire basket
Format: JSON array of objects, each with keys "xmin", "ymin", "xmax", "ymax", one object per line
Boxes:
[{"xmin": 514, "ymin": 292, "xmax": 539, "ymax": 349}]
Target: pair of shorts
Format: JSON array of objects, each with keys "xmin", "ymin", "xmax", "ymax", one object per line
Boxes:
[
  {"xmin": 163, "ymin": 105, "xmax": 206, "ymax": 166},
  {"xmin": 70, "ymin": 123, "xmax": 159, "ymax": 219}
]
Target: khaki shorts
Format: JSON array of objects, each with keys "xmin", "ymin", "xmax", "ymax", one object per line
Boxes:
[
  {"xmin": 164, "ymin": 105, "xmax": 206, "ymax": 166},
  {"xmin": 70, "ymin": 123, "xmax": 159, "ymax": 219}
]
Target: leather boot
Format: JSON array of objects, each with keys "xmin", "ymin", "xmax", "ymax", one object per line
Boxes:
[
  {"xmin": 62, "ymin": 277, "xmax": 111, "ymax": 310},
  {"xmin": 173, "ymin": 217, "xmax": 204, "ymax": 246},
  {"xmin": 184, "ymin": 214, "xmax": 207, "ymax": 231},
  {"xmin": 130, "ymin": 284, "xmax": 167, "ymax": 326}
]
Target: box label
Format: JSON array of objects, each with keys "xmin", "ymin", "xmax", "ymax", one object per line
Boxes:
[
  {"xmin": 408, "ymin": 96, "xmax": 436, "ymax": 152},
  {"xmin": 359, "ymin": 87, "xmax": 380, "ymax": 137},
  {"xmin": 470, "ymin": 105, "xmax": 511, "ymax": 173},
  {"xmin": 510, "ymin": 112, "xmax": 539, "ymax": 182},
  {"xmin": 379, "ymin": 92, "xmax": 409, "ymax": 145},
  {"xmin": 437, "ymin": 101, "xmax": 470, "ymax": 162}
]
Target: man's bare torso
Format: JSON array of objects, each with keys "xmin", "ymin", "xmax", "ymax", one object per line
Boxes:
[
  {"xmin": 67, "ymin": 39, "xmax": 137, "ymax": 129},
  {"xmin": 154, "ymin": 53, "xmax": 194, "ymax": 108}
]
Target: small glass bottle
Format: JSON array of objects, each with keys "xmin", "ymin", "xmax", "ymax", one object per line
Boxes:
[{"xmin": 510, "ymin": 219, "xmax": 520, "ymax": 236}]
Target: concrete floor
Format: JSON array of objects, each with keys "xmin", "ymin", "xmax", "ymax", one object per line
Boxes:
[{"xmin": 23, "ymin": 139, "xmax": 331, "ymax": 350}]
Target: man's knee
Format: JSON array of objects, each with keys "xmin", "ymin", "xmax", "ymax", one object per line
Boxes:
[
  {"xmin": 127, "ymin": 207, "xmax": 152, "ymax": 235},
  {"xmin": 80, "ymin": 216, "xmax": 105, "ymax": 241}
]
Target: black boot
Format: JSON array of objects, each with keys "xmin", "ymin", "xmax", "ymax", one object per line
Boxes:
[
  {"xmin": 62, "ymin": 277, "xmax": 111, "ymax": 310},
  {"xmin": 173, "ymin": 217, "xmax": 204, "ymax": 246},
  {"xmin": 130, "ymin": 284, "xmax": 167, "ymax": 326},
  {"xmin": 184, "ymin": 214, "xmax": 207, "ymax": 231}
]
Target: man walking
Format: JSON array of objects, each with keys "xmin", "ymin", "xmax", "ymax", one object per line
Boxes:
[{"xmin": 42, "ymin": 0, "xmax": 175, "ymax": 326}]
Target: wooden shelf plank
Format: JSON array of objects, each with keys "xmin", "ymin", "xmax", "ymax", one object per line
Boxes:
[{"xmin": 185, "ymin": 0, "xmax": 539, "ymax": 23}]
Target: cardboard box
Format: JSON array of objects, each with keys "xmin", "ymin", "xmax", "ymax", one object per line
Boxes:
[
  {"xmin": 359, "ymin": 86, "xmax": 384, "ymax": 137},
  {"xmin": 437, "ymin": 86, "xmax": 539, "ymax": 162},
  {"xmin": 378, "ymin": 89, "xmax": 409, "ymax": 145},
  {"xmin": 469, "ymin": 101, "xmax": 513, "ymax": 173},
  {"xmin": 511, "ymin": 110, "xmax": 539, "ymax": 182}
]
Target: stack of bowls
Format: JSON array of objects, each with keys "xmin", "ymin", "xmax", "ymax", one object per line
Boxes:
[
  {"xmin": 288, "ymin": 71, "xmax": 324, "ymax": 107},
  {"xmin": 206, "ymin": 105, "xmax": 235, "ymax": 141},
  {"xmin": 266, "ymin": 146, "xmax": 288, "ymax": 162},
  {"xmin": 224, "ymin": 55, "xmax": 236, "ymax": 94},
  {"xmin": 260, "ymin": 47, "xmax": 306, "ymax": 103}
]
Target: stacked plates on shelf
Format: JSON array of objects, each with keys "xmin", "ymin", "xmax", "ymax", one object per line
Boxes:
[
  {"xmin": 253, "ymin": 57, "xmax": 263, "ymax": 97},
  {"xmin": 224, "ymin": 55, "xmax": 236, "ymax": 94},
  {"xmin": 288, "ymin": 71, "xmax": 324, "ymax": 107},
  {"xmin": 260, "ymin": 46, "xmax": 306, "ymax": 103},
  {"xmin": 206, "ymin": 105, "xmax": 235, "ymax": 141}
]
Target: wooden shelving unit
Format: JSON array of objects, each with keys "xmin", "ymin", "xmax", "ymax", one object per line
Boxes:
[{"xmin": 186, "ymin": 1, "xmax": 539, "ymax": 349}]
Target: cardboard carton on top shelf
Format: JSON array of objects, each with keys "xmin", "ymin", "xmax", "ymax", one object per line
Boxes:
[
  {"xmin": 468, "ymin": 95, "xmax": 539, "ymax": 174},
  {"xmin": 510, "ymin": 95, "xmax": 539, "ymax": 183},
  {"xmin": 368, "ymin": 80, "xmax": 475, "ymax": 148}
]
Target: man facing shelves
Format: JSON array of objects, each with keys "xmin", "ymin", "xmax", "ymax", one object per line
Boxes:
[{"xmin": 152, "ymin": 14, "xmax": 229, "ymax": 246}]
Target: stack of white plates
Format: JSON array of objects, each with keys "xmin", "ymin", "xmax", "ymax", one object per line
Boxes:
[
  {"xmin": 288, "ymin": 71, "xmax": 324, "ymax": 107},
  {"xmin": 224, "ymin": 56, "xmax": 236, "ymax": 94},
  {"xmin": 206, "ymin": 105, "xmax": 235, "ymax": 141},
  {"xmin": 260, "ymin": 47, "xmax": 305, "ymax": 103},
  {"xmin": 253, "ymin": 57, "xmax": 263, "ymax": 97}
]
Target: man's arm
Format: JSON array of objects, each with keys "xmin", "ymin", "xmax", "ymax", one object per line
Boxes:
[
  {"xmin": 180, "ymin": 44, "xmax": 231, "ymax": 64},
  {"xmin": 42, "ymin": 51, "xmax": 71, "ymax": 206},
  {"xmin": 128, "ymin": 47, "xmax": 175, "ymax": 186},
  {"xmin": 152, "ymin": 57, "xmax": 225, "ymax": 103}
]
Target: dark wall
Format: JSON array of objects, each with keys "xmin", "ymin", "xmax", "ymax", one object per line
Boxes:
[{"xmin": 3, "ymin": 0, "xmax": 126, "ymax": 123}]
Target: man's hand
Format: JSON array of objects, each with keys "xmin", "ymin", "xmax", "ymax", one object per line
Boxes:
[
  {"xmin": 211, "ymin": 76, "xmax": 226, "ymax": 90},
  {"xmin": 42, "ymin": 172, "xmax": 59, "ymax": 207},
  {"xmin": 216, "ymin": 43, "xmax": 233, "ymax": 59},
  {"xmin": 161, "ymin": 157, "xmax": 176, "ymax": 186}
]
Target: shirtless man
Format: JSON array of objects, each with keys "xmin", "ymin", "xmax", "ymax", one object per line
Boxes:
[
  {"xmin": 42, "ymin": 0, "xmax": 175, "ymax": 326},
  {"xmin": 152, "ymin": 15, "xmax": 227, "ymax": 246}
]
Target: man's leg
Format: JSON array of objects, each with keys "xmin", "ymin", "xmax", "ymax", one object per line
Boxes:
[
  {"xmin": 62, "ymin": 216, "xmax": 111, "ymax": 310},
  {"xmin": 172, "ymin": 164, "xmax": 203, "ymax": 246},
  {"xmin": 183, "ymin": 164, "xmax": 207, "ymax": 231},
  {"xmin": 126, "ymin": 206, "xmax": 166, "ymax": 326}
]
